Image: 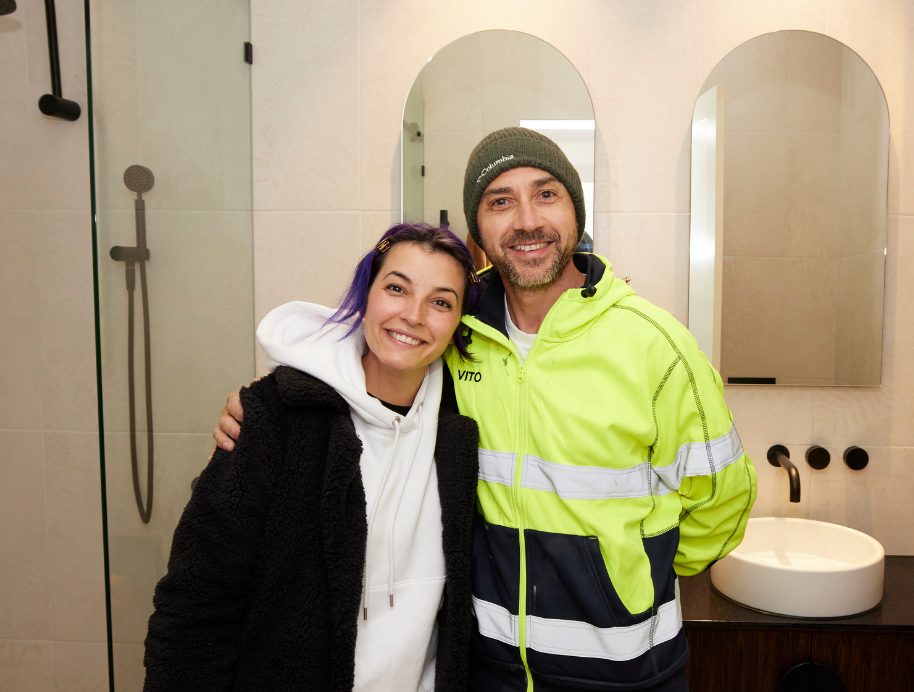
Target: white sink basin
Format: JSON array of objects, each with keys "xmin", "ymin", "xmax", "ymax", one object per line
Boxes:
[{"xmin": 710, "ymin": 517, "xmax": 884, "ymax": 618}]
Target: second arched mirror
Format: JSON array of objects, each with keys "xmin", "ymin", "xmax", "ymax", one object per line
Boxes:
[
  {"xmin": 401, "ymin": 30, "xmax": 595, "ymax": 267},
  {"xmin": 688, "ymin": 31, "xmax": 888, "ymax": 386}
]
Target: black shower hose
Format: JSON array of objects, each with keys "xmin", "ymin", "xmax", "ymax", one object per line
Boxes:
[{"xmin": 126, "ymin": 257, "xmax": 154, "ymax": 524}]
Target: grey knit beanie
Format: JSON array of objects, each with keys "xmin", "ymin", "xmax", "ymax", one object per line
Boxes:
[{"xmin": 463, "ymin": 127, "xmax": 586, "ymax": 247}]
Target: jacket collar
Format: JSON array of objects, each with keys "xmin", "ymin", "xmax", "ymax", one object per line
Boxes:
[{"xmin": 466, "ymin": 253, "xmax": 625, "ymax": 343}]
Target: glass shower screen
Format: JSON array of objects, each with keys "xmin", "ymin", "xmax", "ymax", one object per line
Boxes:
[{"xmin": 85, "ymin": 1, "xmax": 255, "ymax": 687}]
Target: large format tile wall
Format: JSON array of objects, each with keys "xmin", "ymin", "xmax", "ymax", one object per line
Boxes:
[
  {"xmin": 251, "ymin": 0, "xmax": 914, "ymax": 554},
  {"xmin": 0, "ymin": 0, "xmax": 108, "ymax": 689}
]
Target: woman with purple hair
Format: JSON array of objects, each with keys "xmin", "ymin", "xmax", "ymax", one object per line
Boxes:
[{"xmin": 144, "ymin": 224, "xmax": 481, "ymax": 692}]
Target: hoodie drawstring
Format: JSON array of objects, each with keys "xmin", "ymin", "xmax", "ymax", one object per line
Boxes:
[
  {"xmin": 363, "ymin": 416, "xmax": 401, "ymax": 620},
  {"xmin": 386, "ymin": 400, "xmax": 424, "ymax": 608}
]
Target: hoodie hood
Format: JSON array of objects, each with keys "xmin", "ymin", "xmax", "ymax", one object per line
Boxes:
[{"xmin": 256, "ymin": 301, "xmax": 434, "ymax": 433}]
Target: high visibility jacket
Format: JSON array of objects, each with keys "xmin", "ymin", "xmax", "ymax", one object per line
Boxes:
[{"xmin": 444, "ymin": 254, "xmax": 757, "ymax": 691}]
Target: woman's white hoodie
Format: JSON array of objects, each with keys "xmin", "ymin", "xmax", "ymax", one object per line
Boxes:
[{"xmin": 257, "ymin": 302, "xmax": 445, "ymax": 692}]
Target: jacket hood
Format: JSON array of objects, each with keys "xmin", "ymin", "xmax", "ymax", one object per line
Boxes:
[
  {"xmin": 256, "ymin": 301, "xmax": 434, "ymax": 432},
  {"xmin": 464, "ymin": 253, "xmax": 635, "ymax": 344}
]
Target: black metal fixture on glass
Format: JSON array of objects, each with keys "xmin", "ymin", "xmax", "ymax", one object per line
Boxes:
[
  {"xmin": 767, "ymin": 445, "xmax": 801, "ymax": 503},
  {"xmin": 37, "ymin": 0, "xmax": 80, "ymax": 121},
  {"xmin": 0, "ymin": 0, "xmax": 17, "ymax": 16},
  {"xmin": 843, "ymin": 446, "xmax": 869, "ymax": 471},
  {"xmin": 806, "ymin": 445, "xmax": 831, "ymax": 470},
  {"xmin": 109, "ymin": 165, "xmax": 155, "ymax": 524}
]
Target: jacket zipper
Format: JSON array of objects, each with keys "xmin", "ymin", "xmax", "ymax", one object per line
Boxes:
[
  {"xmin": 513, "ymin": 318, "xmax": 553, "ymax": 692},
  {"xmin": 465, "ymin": 305, "xmax": 560, "ymax": 692}
]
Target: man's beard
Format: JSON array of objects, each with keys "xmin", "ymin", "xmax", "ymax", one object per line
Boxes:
[{"xmin": 486, "ymin": 229, "xmax": 576, "ymax": 290}]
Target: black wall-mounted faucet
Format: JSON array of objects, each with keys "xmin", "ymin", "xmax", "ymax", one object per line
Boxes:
[{"xmin": 768, "ymin": 445, "xmax": 800, "ymax": 503}]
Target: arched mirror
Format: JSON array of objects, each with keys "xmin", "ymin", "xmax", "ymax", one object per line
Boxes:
[
  {"xmin": 688, "ymin": 31, "xmax": 888, "ymax": 386},
  {"xmin": 401, "ymin": 30, "xmax": 595, "ymax": 266}
]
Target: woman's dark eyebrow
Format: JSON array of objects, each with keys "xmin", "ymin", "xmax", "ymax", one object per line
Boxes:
[
  {"xmin": 384, "ymin": 270, "xmax": 412, "ymax": 284},
  {"xmin": 386, "ymin": 271, "xmax": 457, "ymax": 297}
]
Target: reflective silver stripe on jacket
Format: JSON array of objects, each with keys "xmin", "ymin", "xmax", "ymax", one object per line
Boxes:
[
  {"xmin": 477, "ymin": 424, "xmax": 743, "ymax": 499},
  {"xmin": 477, "ymin": 448, "xmax": 516, "ymax": 486},
  {"xmin": 472, "ymin": 581, "xmax": 682, "ymax": 661}
]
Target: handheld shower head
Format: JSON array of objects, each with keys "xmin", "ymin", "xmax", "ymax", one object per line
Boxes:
[
  {"xmin": 124, "ymin": 165, "xmax": 155, "ymax": 195},
  {"xmin": 0, "ymin": 0, "xmax": 17, "ymax": 16}
]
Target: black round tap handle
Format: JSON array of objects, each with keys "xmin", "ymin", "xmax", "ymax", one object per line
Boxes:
[
  {"xmin": 806, "ymin": 445, "xmax": 830, "ymax": 470},
  {"xmin": 767, "ymin": 444, "xmax": 789, "ymax": 466},
  {"xmin": 843, "ymin": 446, "xmax": 869, "ymax": 471}
]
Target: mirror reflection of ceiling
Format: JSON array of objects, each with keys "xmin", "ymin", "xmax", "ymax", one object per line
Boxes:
[
  {"xmin": 691, "ymin": 30, "xmax": 888, "ymax": 386},
  {"xmin": 402, "ymin": 30, "xmax": 595, "ymax": 248}
]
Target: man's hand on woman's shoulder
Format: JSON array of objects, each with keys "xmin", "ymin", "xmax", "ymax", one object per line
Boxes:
[{"xmin": 208, "ymin": 378, "xmax": 259, "ymax": 461}]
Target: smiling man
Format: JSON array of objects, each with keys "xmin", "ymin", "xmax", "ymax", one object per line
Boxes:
[{"xmin": 447, "ymin": 128, "xmax": 757, "ymax": 692}]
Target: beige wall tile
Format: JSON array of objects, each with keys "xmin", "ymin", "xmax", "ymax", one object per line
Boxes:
[
  {"xmin": 33, "ymin": 212, "xmax": 98, "ymax": 433},
  {"xmin": 723, "ymin": 132, "xmax": 789, "ymax": 257},
  {"xmin": 724, "ymin": 31, "xmax": 789, "ymax": 132},
  {"xmin": 787, "ymin": 31, "xmax": 842, "ymax": 133},
  {"xmin": 0, "ymin": 431, "xmax": 50, "ymax": 641},
  {"xmin": 0, "ymin": 12, "xmax": 33, "ymax": 211},
  {"xmin": 590, "ymin": 0, "xmax": 707, "ymax": 213},
  {"xmin": 52, "ymin": 641, "xmax": 109, "ymax": 692},
  {"xmin": 253, "ymin": 0, "xmax": 360, "ymax": 211},
  {"xmin": 0, "ymin": 639, "xmax": 54, "ymax": 692},
  {"xmin": 360, "ymin": 211, "xmax": 401, "ymax": 255},
  {"xmin": 358, "ymin": 0, "xmax": 477, "ymax": 212},
  {"xmin": 474, "ymin": 0, "xmax": 591, "ymax": 86},
  {"xmin": 134, "ymin": 0, "xmax": 252, "ymax": 213},
  {"xmin": 44, "ymin": 432, "xmax": 107, "ymax": 643},
  {"xmin": 721, "ymin": 256, "xmax": 785, "ymax": 381},
  {"xmin": 253, "ymin": 210, "xmax": 362, "ymax": 327},
  {"xmin": 0, "ymin": 212, "xmax": 43, "ymax": 429},
  {"xmin": 807, "ymin": 446, "xmax": 914, "ymax": 554},
  {"xmin": 786, "ymin": 133, "xmax": 840, "ymax": 257},
  {"xmin": 24, "ymin": 0, "xmax": 90, "ymax": 212},
  {"xmin": 601, "ymin": 213, "xmax": 689, "ymax": 324},
  {"xmin": 707, "ymin": 0, "xmax": 827, "ymax": 64},
  {"xmin": 97, "ymin": 210, "xmax": 254, "ymax": 436},
  {"xmin": 782, "ymin": 258, "xmax": 837, "ymax": 380},
  {"xmin": 724, "ymin": 386, "xmax": 815, "ymax": 444}
]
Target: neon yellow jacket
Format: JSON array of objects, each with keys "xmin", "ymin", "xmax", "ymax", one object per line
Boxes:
[{"xmin": 445, "ymin": 254, "xmax": 756, "ymax": 691}]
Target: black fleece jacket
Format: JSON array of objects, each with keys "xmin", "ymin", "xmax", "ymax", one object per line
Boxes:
[{"xmin": 144, "ymin": 365, "xmax": 479, "ymax": 692}]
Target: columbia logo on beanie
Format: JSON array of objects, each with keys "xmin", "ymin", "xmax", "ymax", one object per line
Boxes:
[{"xmin": 476, "ymin": 154, "xmax": 515, "ymax": 183}]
